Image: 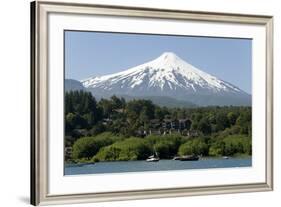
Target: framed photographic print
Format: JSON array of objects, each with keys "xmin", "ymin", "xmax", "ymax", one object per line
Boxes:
[{"xmin": 31, "ymin": 0, "xmax": 273, "ymax": 205}]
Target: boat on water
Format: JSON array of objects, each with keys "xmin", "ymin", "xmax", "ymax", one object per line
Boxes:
[
  {"xmin": 146, "ymin": 155, "xmax": 160, "ymax": 162},
  {"xmin": 173, "ymin": 156, "xmax": 181, "ymax": 160},
  {"xmin": 178, "ymin": 155, "xmax": 199, "ymax": 161},
  {"xmin": 146, "ymin": 150, "xmax": 160, "ymax": 162},
  {"xmin": 223, "ymin": 156, "xmax": 229, "ymax": 159}
]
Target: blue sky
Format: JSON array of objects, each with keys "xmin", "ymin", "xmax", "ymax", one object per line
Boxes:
[{"xmin": 65, "ymin": 31, "xmax": 252, "ymax": 94}]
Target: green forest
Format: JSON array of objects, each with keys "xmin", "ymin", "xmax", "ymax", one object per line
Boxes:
[{"xmin": 65, "ymin": 90, "xmax": 252, "ymax": 163}]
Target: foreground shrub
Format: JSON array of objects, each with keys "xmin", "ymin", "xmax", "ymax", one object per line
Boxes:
[
  {"xmin": 178, "ymin": 138, "xmax": 209, "ymax": 156},
  {"xmin": 222, "ymin": 135, "xmax": 251, "ymax": 156},
  {"xmin": 93, "ymin": 137, "xmax": 152, "ymax": 161},
  {"xmin": 146, "ymin": 134, "xmax": 184, "ymax": 158},
  {"xmin": 72, "ymin": 132, "xmax": 121, "ymax": 159},
  {"xmin": 208, "ymin": 134, "xmax": 251, "ymax": 156}
]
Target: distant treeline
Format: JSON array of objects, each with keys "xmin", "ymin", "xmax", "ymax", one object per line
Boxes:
[{"xmin": 65, "ymin": 90, "xmax": 251, "ymax": 162}]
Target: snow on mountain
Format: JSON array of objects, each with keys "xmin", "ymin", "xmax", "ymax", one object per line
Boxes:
[{"xmin": 80, "ymin": 52, "xmax": 251, "ymax": 106}]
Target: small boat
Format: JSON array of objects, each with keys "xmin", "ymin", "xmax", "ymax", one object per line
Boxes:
[
  {"xmin": 146, "ymin": 150, "xmax": 160, "ymax": 162},
  {"xmin": 223, "ymin": 156, "xmax": 229, "ymax": 159},
  {"xmin": 146, "ymin": 155, "xmax": 160, "ymax": 162},
  {"xmin": 173, "ymin": 156, "xmax": 181, "ymax": 160},
  {"xmin": 179, "ymin": 155, "xmax": 199, "ymax": 161}
]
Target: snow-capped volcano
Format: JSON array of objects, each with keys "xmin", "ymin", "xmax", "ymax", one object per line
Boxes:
[{"xmin": 80, "ymin": 52, "xmax": 251, "ymax": 106}]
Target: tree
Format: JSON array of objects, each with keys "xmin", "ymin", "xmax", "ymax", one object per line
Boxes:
[
  {"xmin": 222, "ymin": 135, "xmax": 251, "ymax": 156},
  {"xmin": 191, "ymin": 121, "xmax": 198, "ymax": 131},
  {"xmin": 72, "ymin": 137, "xmax": 103, "ymax": 159},
  {"xmin": 65, "ymin": 112, "xmax": 88, "ymax": 130},
  {"xmin": 65, "ymin": 112, "xmax": 75, "ymax": 133},
  {"xmin": 98, "ymin": 98, "xmax": 113, "ymax": 118},
  {"xmin": 185, "ymin": 119, "xmax": 192, "ymax": 131},
  {"xmin": 65, "ymin": 91, "xmax": 101, "ymax": 131},
  {"xmin": 154, "ymin": 107, "xmax": 164, "ymax": 120},
  {"xmin": 93, "ymin": 138, "xmax": 152, "ymax": 161},
  {"xmin": 154, "ymin": 142, "xmax": 170, "ymax": 158},
  {"xmin": 227, "ymin": 112, "xmax": 238, "ymax": 125},
  {"xmin": 215, "ymin": 112, "xmax": 230, "ymax": 131},
  {"xmin": 125, "ymin": 99, "xmax": 155, "ymax": 132},
  {"xmin": 178, "ymin": 139, "xmax": 208, "ymax": 156},
  {"xmin": 236, "ymin": 110, "xmax": 251, "ymax": 135},
  {"xmin": 89, "ymin": 122, "xmax": 106, "ymax": 136},
  {"xmin": 72, "ymin": 132, "xmax": 119, "ymax": 159},
  {"xmin": 110, "ymin": 95, "xmax": 126, "ymax": 109},
  {"xmin": 197, "ymin": 118, "xmax": 212, "ymax": 134},
  {"xmin": 178, "ymin": 142, "xmax": 193, "ymax": 155},
  {"xmin": 209, "ymin": 144, "xmax": 224, "ymax": 156}
]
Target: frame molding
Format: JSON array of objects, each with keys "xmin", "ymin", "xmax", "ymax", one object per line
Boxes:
[{"xmin": 31, "ymin": 1, "xmax": 273, "ymax": 205}]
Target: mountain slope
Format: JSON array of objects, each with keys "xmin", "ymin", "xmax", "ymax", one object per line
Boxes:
[
  {"xmin": 119, "ymin": 95, "xmax": 197, "ymax": 108},
  {"xmin": 81, "ymin": 52, "xmax": 251, "ymax": 106},
  {"xmin": 65, "ymin": 79, "xmax": 85, "ymax": 92}
]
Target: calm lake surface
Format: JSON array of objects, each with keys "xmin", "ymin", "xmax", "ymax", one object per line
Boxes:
[{"xmin": 65, "ymin": 157, "xmax": 251, "ymax": 175}]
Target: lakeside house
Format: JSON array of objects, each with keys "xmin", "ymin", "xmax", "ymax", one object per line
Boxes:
[
  {"xmin": 98, "ymin": 108, "xmax": 198, "ymax": 137},
  {"xmin": 136, "ymin": 118, "xmax": 196, "ymax": 137},
  {"xmin": 102, "ymin": 118, "xmax": 112, "ymax": 125}
]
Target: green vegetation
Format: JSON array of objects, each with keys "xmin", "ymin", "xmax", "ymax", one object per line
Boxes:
[
  {"xmin": 178, "ymin": 138, "xmax": 209, "ymax": 156},
  {"xmin": 65, "ymin": 91, "xmax": 252, "ymax": 163},
  {"xmin": 72, "ymin": 132, "xmax": 122, "ymax": 160},
  {"xmin": 209, "ymin": 135, "xmax": 251, "ymax": 156},
  {"xmin": 93, "ymin": 138, "xmax": 152, "ymax": 161},
  {"xmin": 146, "ymin": 134, "xmax": 184, "ymax": 158}
]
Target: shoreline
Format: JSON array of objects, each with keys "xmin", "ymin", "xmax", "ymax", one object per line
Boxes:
[
  {"xmin": 64, "ymin": 157, "xmax": 252, "ymax": 175},
  {"xmin": 65, "ymin": 155, "xmax": 252, "ymax": 165}
]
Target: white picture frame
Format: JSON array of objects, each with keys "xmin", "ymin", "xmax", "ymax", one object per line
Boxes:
[{"xmin": 31, "ymin": 1, "xmax": 273, "ymax": 205}]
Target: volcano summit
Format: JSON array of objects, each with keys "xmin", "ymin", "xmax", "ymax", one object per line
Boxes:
[{"xmin": 73, "ymin": 52, "xmax": 251, "ymax": 106}]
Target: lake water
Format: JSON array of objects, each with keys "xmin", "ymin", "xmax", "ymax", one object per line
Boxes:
[{"xmin": 65, "ymin": 157, "xmax": 252, "ymax": 175}]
